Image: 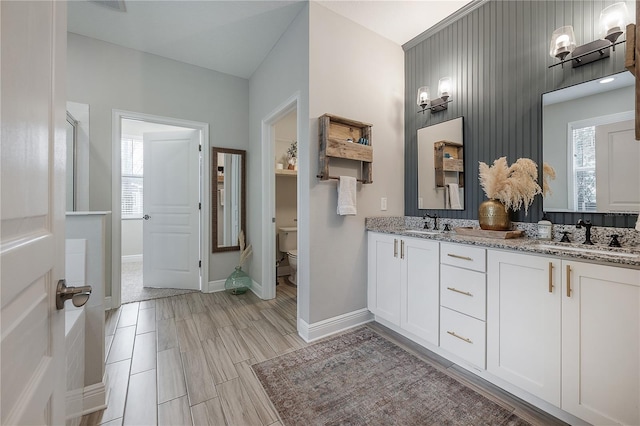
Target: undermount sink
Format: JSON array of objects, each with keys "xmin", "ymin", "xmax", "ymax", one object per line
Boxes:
[
  {"xmin": 536, "ymin": 244, "xmax": 640, "ymax": 259},
  {"xmin": 405, "ymin": 229, "xmax": 443, "ymax": 235}
]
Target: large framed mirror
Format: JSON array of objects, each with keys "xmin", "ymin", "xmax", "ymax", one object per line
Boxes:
[
  {"xmin": 212, "ymin": 147, "xmax": 246, "ymax": 252},
  {"xmin": 543, "ymin": 71, "xmax": 638, "ymax": 213},
  {"xmin": 417, "ymin": 116, "xmax": 464, "ymax": 210}
]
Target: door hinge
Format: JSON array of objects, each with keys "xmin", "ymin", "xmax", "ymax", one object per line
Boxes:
[
  {"xmin": 199, "ymin": 260, "xmax": 202, "ymax": 268},
  {"xmin": 199, "ymin": 144, "xmax": 202, "ymax": 152},
  {"xmin": 199, "ymin": 202, "xmax": 201, "ymax": 210}
]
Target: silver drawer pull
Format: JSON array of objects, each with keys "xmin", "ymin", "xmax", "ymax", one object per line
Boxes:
[
  {"xmin": 447, "ymin": 287, "xmax": 473, "ymax": 297},
  {"xmin": 447, "ymin": 330, "xmax": 473, "ymax": 344},
  {"xmin": 447, "ymin": 253, "xmax": 473, "ymax": 261}
]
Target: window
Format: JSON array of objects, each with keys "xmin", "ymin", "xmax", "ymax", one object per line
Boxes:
[
  {"xmin": 571, "ymin": 126, "xmax": 596, "ymax": 212},
  {"xmin": 121, "ymin": 137, "xmax": 143, "ymax": 219}
]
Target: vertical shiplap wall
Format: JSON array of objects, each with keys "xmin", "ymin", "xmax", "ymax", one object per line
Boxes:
[{"xmin": 405, "ymin": 0, "xmax": 635, "ymax": 227}]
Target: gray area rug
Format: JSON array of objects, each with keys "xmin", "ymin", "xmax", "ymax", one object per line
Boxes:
[
  {"xmin": 121, "ymin": 261, "xmax": 196, "ymax": 304},
  {"xmin": 253, "ymin": 327, "xmax": 530, "ymax": 426}
]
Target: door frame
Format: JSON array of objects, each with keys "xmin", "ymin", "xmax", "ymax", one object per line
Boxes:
[
  {"xmin": 111, "ymin": 109, "xmax": 209, "ymax": 308},
  {"xmin": 261, "ymin": 93, "xmax": 299, "ymax": 302}
]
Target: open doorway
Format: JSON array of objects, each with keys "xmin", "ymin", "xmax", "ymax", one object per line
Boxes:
[{"xmin": 111, "ymin": 110, "xmax": 210, "ymax": 308}]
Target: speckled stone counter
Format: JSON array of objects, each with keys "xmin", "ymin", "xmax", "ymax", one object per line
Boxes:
[{"xmin": 365, "ymin": 216, "xmax": 640, "ymax": 268}]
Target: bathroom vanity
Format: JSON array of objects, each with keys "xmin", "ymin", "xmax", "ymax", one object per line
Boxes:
[{"xmin": 367, "ymin": 222, "xmax": 640, "ymax": 426}]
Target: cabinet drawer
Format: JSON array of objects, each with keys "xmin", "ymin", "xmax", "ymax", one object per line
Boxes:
[
  {"xmin": 440, "ymin": 307, "xmax": 486, "ymax": 369},
  {"xmin": 440, "ymin": 264, "xmax": 486, "ymax": 320},
  {"xmin": 440, "ymin": 243, "xmax": 486, "ymax": 272}
]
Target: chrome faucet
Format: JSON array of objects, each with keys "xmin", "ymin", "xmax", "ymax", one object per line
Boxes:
[{"xmin": 576, "ymin": 219, "xmax": 594, "ymax": 245}]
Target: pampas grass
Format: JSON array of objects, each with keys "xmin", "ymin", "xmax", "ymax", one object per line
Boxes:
[
  {"xmin": 542, "ymin": 162, "xmax": 556, "ymax": 196},
  {"xmin": 238, "ymin": 230, "xmax": 253, "ymax": 268},
  {"xmin": 478, "ymin": 157, "xmax": 542, "ymax": 215}
]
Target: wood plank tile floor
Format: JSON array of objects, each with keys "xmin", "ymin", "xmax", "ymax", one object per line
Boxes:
[{"xmin": 83, "ymin": 281, "xmax": 563, "ymax": 426}]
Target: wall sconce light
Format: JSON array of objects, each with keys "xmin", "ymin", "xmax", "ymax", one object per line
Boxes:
[
  {"xmin": 549, "ymin": 2, "xmax": 630, "ymax": 68},
  {"xmin": 417, "ymin": 77, "xmax": 453, "ymax": 114}
]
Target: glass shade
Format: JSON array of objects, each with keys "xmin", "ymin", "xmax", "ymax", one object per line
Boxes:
[
  {"xmin": 549, "ymin": 26, "xmax": 576, "ymax": 60},
  {"xmin": 600, "ymin": 2, "xmax": 629, "ymax": 42},
  {"xmin": 417, "ymin": 86, "xmax": 430, "ymax": 107},
  {"xmin": 438, "ymin": 77, "xmax": 452, "ymax": 99}
]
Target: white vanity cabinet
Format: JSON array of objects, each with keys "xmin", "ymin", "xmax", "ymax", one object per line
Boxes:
[
  {"xmin": 487, "ymin": 250, "xmax": 561, "ymax": 405},
  {"xmin": 367, "ymin": 232, "xmax": 440, "ymax": 345},
  {"xmin": 562, "ymin": 260, "xmax": 640, "ymax": 426},
  {"xmin": 488, "ymin": 250, "xmax": 640, "ymax": 425},
  {"xmin": 439, "ymin": 243, "xmax": 487, "ymax": 369}
]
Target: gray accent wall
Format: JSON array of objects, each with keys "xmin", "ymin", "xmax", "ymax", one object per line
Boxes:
[{"xmin": 404, "ymin": 0, "xmax": 636, "ymax": 227}]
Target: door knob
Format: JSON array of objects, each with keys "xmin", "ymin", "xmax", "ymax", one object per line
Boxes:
[
  {"xmin": 56, "ymin": 279, "xmax": 92, "ymax": 310},
  {"xmin": 143, "ymin": 214, "xmax": 151, "ymax": 220}
]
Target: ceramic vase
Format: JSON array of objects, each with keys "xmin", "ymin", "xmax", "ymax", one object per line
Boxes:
[
  {"xmin": 224, "ymin": 266, "xmax": 251, "ymax": 295},
  {"xmin": 478, "ymin": 199, "xmax": 511, "ymax": 230}
]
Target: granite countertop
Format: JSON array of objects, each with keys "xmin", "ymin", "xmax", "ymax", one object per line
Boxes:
[{"xmin": 367, "ymin": 224, "xmax": 640, "ymax": 268}]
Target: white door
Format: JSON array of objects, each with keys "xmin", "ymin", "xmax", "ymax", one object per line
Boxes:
[
  {"xmin": 367, "ymin": 233, "xmax": 401, "ymax": 325},
  {"xmin": 562, "ymin": 261, "xmax": 640, "ymax": 425},
  {"xmin": 487, "ymin": 251, "xmax": 561, "ymax": 406},
  {"xmin": 1, "ymin": 1, "xmax": 67, "ymax": 424},
  {"xmin": 142, "ymin": 130, "xmax": 200, "ymax": 290},
  {"xmin": 595, "ymin": 119, "xmax": 639, "ymax": 212},
  {"xmin": 401, "ymin": 238, "xmax": 440, "ymax": 345}
]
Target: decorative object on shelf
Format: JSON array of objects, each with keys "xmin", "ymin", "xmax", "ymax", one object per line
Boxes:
[
  {"xmin": 478, "ymin": 157, "xmax": 550, "ymax": 230},
  {"xmin": 287, "ymin": 140, "xmax": 297, "ymax": 170},
  {"xmin": 549, "ymin": 2, "xmax": 630, "ymax": 68},
  {"xmin": 224, "ymin": 230, "xmax": 253, "ymax": 295},
  {"xmin": 417, "ymin": 77, "xmax": 453, "ymax": 114}
]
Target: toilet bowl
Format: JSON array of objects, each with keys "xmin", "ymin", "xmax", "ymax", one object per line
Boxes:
[{"xmin": 287, "ymin": 249, "xmax": 298, "ymax": 285}]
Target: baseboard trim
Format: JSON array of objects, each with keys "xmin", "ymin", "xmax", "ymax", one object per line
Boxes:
[
  {"xmin": 298, "ymin": 308, "xmax": 374, "ymax": 343},
  {"xmin": 104, "ymin": 296, "xmax": 113, "ymax": 311},
  {"xmin": 66, "ymin": 379, "xmax": 108, "ymax": 420},
  {"xmin": 121, "ymin": 254, "xmax": 142, "ymax": 263},
  {"xmin": 206, "ymin": 279, "xmax": 226, "ymax": 293},
  {"xmin": 250, "ymin": 279, "xmax": 263, "ymax": 298},
  {"xmin": 82, "ymin": 380, "xmax": 108, "ymax": 414}
]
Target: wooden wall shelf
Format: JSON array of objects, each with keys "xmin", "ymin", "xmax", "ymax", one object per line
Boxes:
[
  {"xmin": 318, "ymin": 114, "xmax": 373, "ymax": 183},
  {"xmin": 434, "ymin": 140, "xmax": 464, "ymax": 188},
  {"xmin": 276, "ymin": 169, "xmax": 297, "ymax": 177}
]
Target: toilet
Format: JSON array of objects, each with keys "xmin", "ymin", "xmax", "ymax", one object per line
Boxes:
[{"xmin": 278, "ymin": 226, "xmax": 297, "ymax": 285}]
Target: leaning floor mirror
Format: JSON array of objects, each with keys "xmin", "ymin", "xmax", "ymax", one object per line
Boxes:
[{"xmin": 212, "ymin": 147, "xmax": 246, "ymax": 252}]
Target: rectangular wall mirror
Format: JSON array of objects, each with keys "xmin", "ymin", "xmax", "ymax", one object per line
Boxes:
[
  {"xmin": 212, "ymin": 147, "xmax": 246, "ymax": 252},
  {"xmin": 417, "ymin": 116, "xmax": 465, "ymax": 210},
  {"xmin": 543, "ymin": 71, "xmax": 638, "ymax": 213}
]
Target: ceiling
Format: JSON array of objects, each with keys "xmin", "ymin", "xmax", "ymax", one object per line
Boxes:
[{"xmin": 68, "ymin": 0, "xmax": 473, "ymax": 79}]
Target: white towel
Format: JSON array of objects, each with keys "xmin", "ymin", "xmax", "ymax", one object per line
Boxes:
[
  {"xmin": 337, "ymin": 176, "xmax": 357, "ymax": 215},
  {"xmin": 447, "ymin": 183, "xmax": 462, "ymax": 209},
  {"xmin": 219, "ymin": 188, "xmax": 224, "ymax": 206}
]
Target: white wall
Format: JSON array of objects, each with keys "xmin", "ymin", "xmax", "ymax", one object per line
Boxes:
[
  {"xmin": 308, "ymin": 3, "xmax": 404, "ymax": 323},
  {"xmin": 67, "ymin": 33, "xmax": 250, "ymax": 295},
  {"xmin": 248, "ymin": 5, "xmax": 309, "ymax": 315}
]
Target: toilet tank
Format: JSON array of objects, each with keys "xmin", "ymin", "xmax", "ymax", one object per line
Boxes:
[{"xmin": 278, "ymin": 227, "xmax": 297, "ymax": 252}]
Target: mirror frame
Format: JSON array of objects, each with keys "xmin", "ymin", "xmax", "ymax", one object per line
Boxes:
[{"xmin": 211, "ymin": 147, "xmax": 246, "ymax": 253}]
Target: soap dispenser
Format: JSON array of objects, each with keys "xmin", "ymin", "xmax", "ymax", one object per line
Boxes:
[{"xmin": 537, "ymin": 213, "xmax": 552, "ymax": 240}]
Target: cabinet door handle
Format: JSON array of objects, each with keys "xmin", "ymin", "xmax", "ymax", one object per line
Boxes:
[
  {"xmin": 548, "ymin": 262, "xmax": 554, "ymax": 293},
  {"xmin": 447, "ymin": 287, "xmax": 473, "ymax": 297},
  {"xmin": 447, "ymin": 330, "xmax": 473, "ymax": 344},
  {"xmin": 400, "ymin": 240, "xmax": 405, "ymax": 259},
  {"xmin": 394, "ymin": 239, "xmax": 398, "ymax": 258},
  {"xmin": 566, "ymin": 264, "xmax": 572, "ymax": 297},
  {"xmin": 447, "ymin": 253, "xmax": 473, "ymax": 261}
]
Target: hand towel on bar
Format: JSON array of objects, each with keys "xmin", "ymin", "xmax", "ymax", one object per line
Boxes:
[
  {"xmin": 337, "ymin": 176, "xmax": 357, "ymax": 215},
  {"xmin": 219, "ymin": 188, "xmax": 224, "ymax": 206},
  {"xmin": 447, "ymin": 183, "xmax": 462, "ymax": 209}
]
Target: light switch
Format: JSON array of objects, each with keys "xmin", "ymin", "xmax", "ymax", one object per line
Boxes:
[{"xmin": 381, "ymin": 197, "xmax": 387, "ymax": 211}]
